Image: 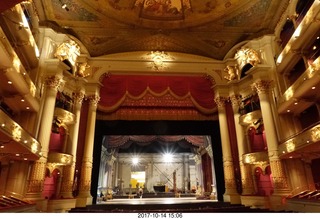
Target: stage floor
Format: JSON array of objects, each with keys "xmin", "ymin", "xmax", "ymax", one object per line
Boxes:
[{"xmin": 97, "ymin": 197, "xmax": 218, "ymax": 205}]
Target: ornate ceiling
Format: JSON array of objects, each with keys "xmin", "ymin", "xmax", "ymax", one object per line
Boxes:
[{"xmin": 35, "ymin": 0, "xmax": 290, "ymax": 60}]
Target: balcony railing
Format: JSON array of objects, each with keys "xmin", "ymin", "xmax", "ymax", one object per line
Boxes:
[{"xmin": 279, "ymin": 122, "xmax": 320, "ymax": 156}]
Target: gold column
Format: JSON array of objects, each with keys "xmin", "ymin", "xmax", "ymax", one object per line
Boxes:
[
  {"xmin": 76, "ymin": 94, "xmax": 100, "ymax": 207},
  {"xmin": 214, "ymin": 96, "xmax": 240, "ymax": 203},
  {"xmin": 26, "ymin": 75, "xmax": 64, "ymax": 200},
  {"xmin": 252, "ymin": 80, "xmax": 290, "ymax": 209},
  {"xmin": 60, "ymin": 91, "xmax": 84, "ymax": 198},
  {"xmin": 230, "ymin": 94, "xmax": 255, "ymax": 195}
]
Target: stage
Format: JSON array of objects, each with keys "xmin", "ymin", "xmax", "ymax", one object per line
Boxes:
[
  {"xmin": 97, "ymin": 197, "xmax": 217, "ymax": 205},
  {"xmin": 69, "ymin": 196, "xmax": 279, "ymax": 213}
]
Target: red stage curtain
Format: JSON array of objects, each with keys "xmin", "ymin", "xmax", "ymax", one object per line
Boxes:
[{"xmin": 99, "ymin": 74, "xmax": 216, "ymax": 113}]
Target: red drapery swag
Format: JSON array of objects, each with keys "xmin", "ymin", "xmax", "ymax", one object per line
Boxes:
[
  {"xmin": 106, "ymin": 135, "xmax": 207, "ymax": 148},
  {"xmin": 99, "ymin": 74, "xmax": 216, "ymax": 113}
]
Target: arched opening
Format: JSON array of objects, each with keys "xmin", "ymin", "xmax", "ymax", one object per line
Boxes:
[
  {"xmin": 62, "ymin": 59, "xmax": 73, "ymax": 74},
  {"xmin": 254, "ymin": 166, "xmax": 273, "ymax": 196},
  {"xmin": 42, "ymin": 168, "xmax": 61, "ymax": 199},
  {"xmin": 280, "ymin": 19, "xmax": 295, "ymax": 48},
  {"xmin": 240, "ymin": 63, "xmax": 253, "ymax": 78},
  {"xmin": 90, "ymin": 120, "xmax": 224, "ymax": 204}
]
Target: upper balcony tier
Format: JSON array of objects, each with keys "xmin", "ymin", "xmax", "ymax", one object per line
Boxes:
[
  {"xmin": 0, "ymin": 26, "xmax": 39, "ymax": 114},
  {"xmin": 277, "ymin": 56, "xmax": 320, "ymax": 115},
  {"xmin": 276, "ymin": 1, "xmax": 320, "ymax": 74}
]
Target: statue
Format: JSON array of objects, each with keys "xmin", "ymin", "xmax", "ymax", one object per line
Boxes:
[
  {"xmin": 235, "ymin": 47, "xmax": 261, "ymax": 68},
  {"xmin": 224, "ymin": 65, "xmax": 239, "ymax": 81},
  {"xmin": 77, "ymin": 62, "xmax": 90, "ymax": 77}
]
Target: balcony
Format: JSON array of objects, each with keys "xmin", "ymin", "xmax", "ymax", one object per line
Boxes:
[
  {"xmin": 239, "ymin": 110, "xmax": 262, "ymax": 126},
  {"xmin": 243, "ymin": 151, "xmax": 269, "ymax": 165},
  {"xmin": 0, "ymin": 109, "xmax": 41, "ymax": 161},
  {"xmin": 0, "ymin": 26, "xmax": 39, "ymax": 113},
  {"xmin": 47, "ymin": 152, "xmax": 73, "ymax": 166},
  {"xmin": 54, "ymin": 107, "xmax": 75, "ymax": 126},
  {"xmin": 276, "ymin": 1, "xmax": 320, "ymax": 73},
  {"xmin": 277, "ymin": 56, "xmax": 320, "ymax": 115},
  {"xmin": 279, "ymin": 122, "xmax": 320, "ymax": 160}
]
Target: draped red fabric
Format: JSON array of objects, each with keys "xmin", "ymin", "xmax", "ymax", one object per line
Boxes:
[
  {"xmin": 99, "ymin": 74, "xmax": 215, "ymax": 112},
  {"xmin": 201, "ymin": 153, "xmax": 213, "ymax": 192},
  {"xmin": 105, "ymin": 135, "xmax": 206, "ymax": 148}
]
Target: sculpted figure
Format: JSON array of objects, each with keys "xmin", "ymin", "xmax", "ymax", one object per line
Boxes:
[
  {"xmin": 224, "ymin": 65, "xmax": 239, "ymax": 81},
  {"xmin": 235, "ymin": 47, "xmax": 261, "ymax": 67},
  {"xmin": 76, "ymin": 62, "xmax": 90, "ymax": 77}
]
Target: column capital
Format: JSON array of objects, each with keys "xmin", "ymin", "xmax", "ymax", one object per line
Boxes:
[
  {"xmin": 44, "ymin": 75, "xmax": 64, "ymax": 91},
  {"xmin": 73, "ymin": 91, "xmax": 85, "ymax": 105},
  {"xmin": 229, "ymin": 94, "xmax": 242, "ymax": 107},
  {"xmin": 87, "ymin": 94, "xmax": 100, "ymax": 107},
  {"xmin": 251, "ymin": 80, "xmax": 273, "ymax": 94},
  {"xmin": 214, "ymin": 96, "xmax": 228, "ymax": 109}
]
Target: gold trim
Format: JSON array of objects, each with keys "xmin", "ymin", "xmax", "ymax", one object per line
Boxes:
[
  {"xmin": 239, "ymin": 110, "xmax": 262, "ymax": 126},
  {"xmin": 243, "ymin": 151, "xmax": 268, "ymax": 165},
  {"xmin": 54, "ymin": 107, "xmax": 75, "ymax": 125},
  {"xmin": 47, "ymin": 152, "xmax": 73, "ymax": 166}
]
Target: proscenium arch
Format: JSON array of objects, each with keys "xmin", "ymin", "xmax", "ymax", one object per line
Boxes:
[
  {"xmin": 89, "ymin": 51, "xmax": 224, "ymax": 84},
  {"xmin": 91, "ymin": 120, "xmax": 225, "ymax": 203}
]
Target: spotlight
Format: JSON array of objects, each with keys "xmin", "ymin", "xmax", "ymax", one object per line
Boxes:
[
  {"xmin": 132, "ymin": 157, "xmax": 139, "ymax": 165},
  {"xmin": 163, "ymin": 153, "xmax": 173, "ymax": 162},
  {"xmin": 61, "ymin": 3, "xmax": 69, "ymax": 11}
]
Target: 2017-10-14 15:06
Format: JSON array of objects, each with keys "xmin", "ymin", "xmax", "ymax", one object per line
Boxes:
[{"xmin": 137, "ymin": 213, "xmax": 183, "ymax": 218}]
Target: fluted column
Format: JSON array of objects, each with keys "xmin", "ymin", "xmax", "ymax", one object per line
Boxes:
[
  {"xmin": 60, "ymin": 91, "xmax": 84, "ymax": 198},
  {"xmin": 76, "ymin": 94, "xmax": 100, "ymax": 206},
  {"xmin": 26, "ymin": 75, "xmax": 64, "ymax": 200},
  {"xmin": 214, "ymin": 96, "xmax": 239, "ymax": 203},
  {"xmin": 230, "ymin": 94, "xmax": 255, "ymax": 195},
  {"xmin": 252, "ymin": 80, "xmax": 290, "ymax": 197}
]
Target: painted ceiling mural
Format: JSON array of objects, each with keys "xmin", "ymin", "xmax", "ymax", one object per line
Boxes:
[{"xmin": 37, "ymin": 0, "xmax": 290, "ymax": 59}]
